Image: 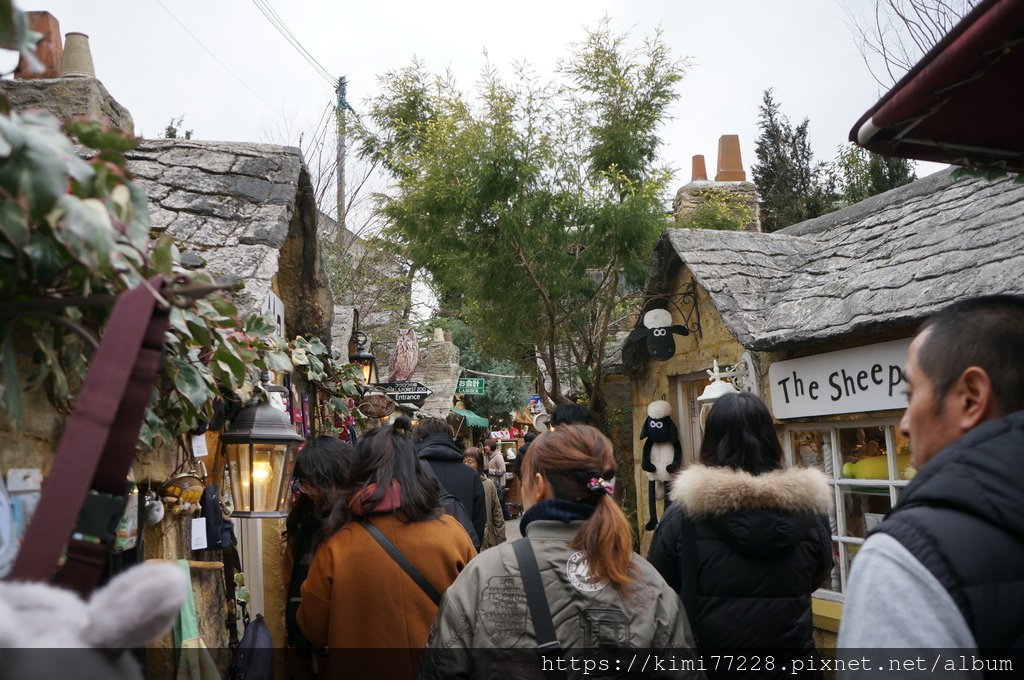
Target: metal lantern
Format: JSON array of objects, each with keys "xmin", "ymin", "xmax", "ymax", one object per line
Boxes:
[
  {"xmin": 697, "ymin": 359, "xmax": 740, "ymax": 431},
  {"xmin": 220, "ymin": 384, "xmax": 303, "ymax": 518},
  {"xmin": 349, "ymin": 330, "xmax": 378, "ymax": 386}
]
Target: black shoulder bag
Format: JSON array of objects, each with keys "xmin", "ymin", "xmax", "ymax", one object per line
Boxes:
[{"xmin": 512, "ymin": 537, "xmax": 567, "ymax": 680}]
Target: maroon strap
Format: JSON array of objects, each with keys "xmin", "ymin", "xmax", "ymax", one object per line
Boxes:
[{"xmin": 8, "ymin": 279, "xmax": 169, "ymax": 596}]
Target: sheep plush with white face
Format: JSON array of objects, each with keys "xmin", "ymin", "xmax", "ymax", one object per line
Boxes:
[
  {"xmin": 628, "ymin": 308, "xmax": 690, "ymax": 361},
  {"xmin": 640, "ymin": 399, "xmax": 682, "ymax": 530},
  {"xmin": 0, "ymin": 562, "xmax": 186, "ymax": 680}
]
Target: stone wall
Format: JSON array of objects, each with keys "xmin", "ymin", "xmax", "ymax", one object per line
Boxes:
[
  {"xmin": 673, "ymin": 179, "xmax": 762, "ymax": 232},
  {"xmin": 0, "ymin": 77, "xmax": 134, "ymax": 133}
]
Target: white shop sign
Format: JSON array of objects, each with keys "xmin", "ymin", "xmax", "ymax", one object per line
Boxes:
[{"xmin": 768, "ymin": 338, "xmax": 912, "ymax": 419}]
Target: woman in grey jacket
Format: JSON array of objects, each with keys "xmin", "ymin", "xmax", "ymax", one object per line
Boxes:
[{"xmin": 423, "ymin": 425, "xmax": 702, "ymax": 679}]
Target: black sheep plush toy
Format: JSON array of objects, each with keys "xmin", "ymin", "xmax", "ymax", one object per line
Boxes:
[
  {"xmin": 640, "ymin": 399, "xmax": 682, "ymax": 530},
  {"xmin": 629, "ymin": 309, "xmax": 690, "ymax": 361}
]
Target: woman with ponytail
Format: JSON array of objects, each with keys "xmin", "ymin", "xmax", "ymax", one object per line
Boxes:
[
  {"xmin": 424, "ymin": 425, "xmax": 701, "ymax": 676},
  {"xmin": 297, "ymin": 417, "xmax": 475, "ymax": 679}
]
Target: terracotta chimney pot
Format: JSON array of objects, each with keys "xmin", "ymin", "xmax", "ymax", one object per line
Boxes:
[
  {"xmin": 61, "ymin": 32, "xmax": 96, "ymax": 78},
  {"xmin": 15, "ymin": 11, "xmax": 62, "ymax": 79},
  {"xmin": 715, "ymin": 134, "xmax": 746, "ymax": 182},
  {"xmin": 691, "ymin": 155, "xmax": 708, "ymax": 181}
]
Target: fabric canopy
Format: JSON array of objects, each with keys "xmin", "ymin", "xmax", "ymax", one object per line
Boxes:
[
  {"xmin": 851, "ymin": 0, "xmax": 1024, "ymax": 172},
  {"xmin": 449, "ymin": 408, "xmax": 489, "ymax": 428}
]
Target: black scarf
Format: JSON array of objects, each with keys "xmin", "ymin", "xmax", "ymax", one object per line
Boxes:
[{"xmin": 520, "ymin": 498, "xmax": 596, "ymax": 535}]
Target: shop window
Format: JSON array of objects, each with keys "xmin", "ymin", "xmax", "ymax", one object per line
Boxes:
[{"xmin": 785, "ymin": 419, "xmax": 910, "ymax": 600}]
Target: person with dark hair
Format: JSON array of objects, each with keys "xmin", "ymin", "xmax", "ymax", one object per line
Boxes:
[
  {"xmin": 462, "ymin": 447, "xmax": 505, "ymax": 550},
  {"xmin": 284, "ymin": 436, "xmax": 352, "ymax": 680},
  {"xmin": 647, "ymin": 391, "xmax": 832, "ymax": 677},
  {"xmin": 548, "ymin": 402, "xmax": 592, "ymax": 428},
  {"xmin": 838, "ymin": 295, "xmax": 1024, "ymax": 656},
  {"xmin": 413, "ymin": 417, "xmax": 486, "ymax": 543},
  {"xmin": 516, "ymin": 402, "xmax": 592, "ymax": 500},
  {"xmin": 425, "ymin": 425, "xmax": 700, "ymax": 675},
  {"xmin": 512, "ymin": 430, "xmax": 537, "ymax": 479},
  {"xmin": 297, "ymin": 417, "xmax": 475, "ymax": 678}
]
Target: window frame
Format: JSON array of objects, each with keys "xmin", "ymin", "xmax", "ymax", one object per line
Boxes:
[{"xmin": 783, "ymin": 417, "xmax": 910, "ymax": 600}]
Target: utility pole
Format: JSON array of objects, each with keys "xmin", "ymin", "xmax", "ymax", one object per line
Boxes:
[{"xmin": 335, "ymin": 75, "xmax": 348, "ymax": 242}]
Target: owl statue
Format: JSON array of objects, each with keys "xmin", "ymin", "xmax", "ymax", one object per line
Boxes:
[{"xmin": 387, "ymin": 328, "xmax": 420, "ymax": 382}]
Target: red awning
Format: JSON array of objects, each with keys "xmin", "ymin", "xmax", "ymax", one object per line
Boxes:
[{"xmin": 851, "ymin": 0, "xmax": 1024, "ymax": 172}]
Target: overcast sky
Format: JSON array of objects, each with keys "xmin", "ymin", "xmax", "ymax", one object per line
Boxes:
[{"xmin": 21, "ymin": 0, "xmax": 943, "ymax": 193}]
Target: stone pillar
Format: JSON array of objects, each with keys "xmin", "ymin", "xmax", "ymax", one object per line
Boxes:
[
  {"xmin": 330, "ymin": 305, "xmax": 355, "ymax": 356},
  {"xmin": 409, "ymin": 334, "xmax": 461, "ymax": 418}
]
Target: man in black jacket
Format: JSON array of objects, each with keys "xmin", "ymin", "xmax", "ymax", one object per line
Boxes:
[
  {"xmin": 839, "ymin": 295, "xmax": 1024, "ymax": 658},
  {"xmin": 412, "ymin": 418, "xmax": 486, "ymax": 544}
]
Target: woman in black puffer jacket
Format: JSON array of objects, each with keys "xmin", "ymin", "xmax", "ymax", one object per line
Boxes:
[{"xmin": 647, "ymin": 392, "xmax": 833, "ymax": 678}]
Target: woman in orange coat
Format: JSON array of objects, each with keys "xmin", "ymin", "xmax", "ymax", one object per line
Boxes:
[{"xmin": 298, "ymin": 416, "xmax": 475, "ymax": 678}]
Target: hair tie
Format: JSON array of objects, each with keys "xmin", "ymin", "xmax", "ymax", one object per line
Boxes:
[{"xmin": 587, "ymin": 477, "xmax": 615, "ymax": 496}]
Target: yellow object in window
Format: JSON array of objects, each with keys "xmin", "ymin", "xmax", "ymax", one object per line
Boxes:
[{"xmin": 841, "ymin": 453, "xmax": 910, "ymax": 479}]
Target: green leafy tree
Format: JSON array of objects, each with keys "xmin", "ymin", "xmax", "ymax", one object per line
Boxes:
[
  {"xmin": 752, "ymin": 89, "xmax": 834, "ymax": 232},
  {"xmin": 360, "ymin": 20, "xmax": 687, "ymax": 416},
  {"xmin": 831, "ymin": 143, "xmax": 916, "ymax": 205},
  {"xmin": 427, "ymin": 317, "xmax": 531, "ymax": 423}
]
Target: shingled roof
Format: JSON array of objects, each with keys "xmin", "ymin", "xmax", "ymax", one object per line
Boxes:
[
  {"xmin": 643, "ymin": 169, "xmax": 1024, "ymax": 353},
  {"xmin": 126, "ymin": 139, "xmax": 333, "ymax": 342}
]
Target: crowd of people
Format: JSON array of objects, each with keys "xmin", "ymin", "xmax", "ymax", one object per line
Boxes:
[{"xmin": 278, "ymin": 295, "xmax": 1024, "ymax": 680}]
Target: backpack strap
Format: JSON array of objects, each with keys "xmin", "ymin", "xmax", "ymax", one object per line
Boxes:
[
  {"xmin": 512, "ymin": 537, "xmax": 566, "ymax": 680},
  {"xmin": 358, "ymin": 519, "xmax": 442, "ymax": 605},
  {"xmin": 8, "ymin": 279, "xmax": 169, "ymax": 596}
]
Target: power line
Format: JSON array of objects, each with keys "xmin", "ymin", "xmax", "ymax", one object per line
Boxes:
[
  {"xmin": 249, "ymin": 0, "xmax": 335, "ymax": 86},
  {"xmin": 152, "ymin": 0, "xmax": 278, "ymax": 113}
]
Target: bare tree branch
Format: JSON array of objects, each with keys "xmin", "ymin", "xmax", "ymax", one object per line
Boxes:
[{"xmin": 845, "ymin": 0, "xmax": 978, "ymax": 86}]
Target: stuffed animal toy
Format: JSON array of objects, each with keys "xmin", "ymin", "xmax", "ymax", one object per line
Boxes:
[
  {"xmin": 640, "ymin": 400, "xmax": 682, "ymax": 530},
  {"xmin": 0, "ymin": 562, "xmax": 186, "ymax": 680},
  {"xmin": 629, "ymin": 309, "xmax": 690, "ymax": 361}
]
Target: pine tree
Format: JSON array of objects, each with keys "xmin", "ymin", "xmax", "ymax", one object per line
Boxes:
[
  {"xmin": 832, "ymin": 143, "xmax": 916, "ymax": 205},
  {"xmin": 752, "ymin": 90, "xmax": 833, "ymax": 232}
]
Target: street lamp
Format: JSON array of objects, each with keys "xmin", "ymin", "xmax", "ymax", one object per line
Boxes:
[
  {"xmin": 697, "ymin": 359, "xmax": 740, "ymax": 430},
  {"xmin": 349, "ymin": 330, "xmax": 378, "ymax": 386},
  {"xmin": 220, "ymin": 379, "xmax": 304, "ymax": 518}
]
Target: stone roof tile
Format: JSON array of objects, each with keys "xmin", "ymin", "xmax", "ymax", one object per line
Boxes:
[
  {"xmin": 126, "ymin": 139, "xmax": 308, "ymax": 316},
  {"xmin": 649, "ymin": 169, "xmax": 1024, "ymax": 351}
]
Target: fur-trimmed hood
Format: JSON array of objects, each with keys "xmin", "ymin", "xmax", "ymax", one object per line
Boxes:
[
  {"xmin": 671, "ymin": 464, "xmax": 831, "ymax": 515},
  {"xmin": 670, "ymin": 464, "xmax": 831, "ymax": 558}
]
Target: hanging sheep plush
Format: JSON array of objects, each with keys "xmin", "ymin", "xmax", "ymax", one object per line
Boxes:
[
  {"xmin": 629, "ymin": 309, "xmax": 690, "ymax": 361},
  {"xmin": 641, "ymin": 400, "xmax": 682, "ymax": 530}
]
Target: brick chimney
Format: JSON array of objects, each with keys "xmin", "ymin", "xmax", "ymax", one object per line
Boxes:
[
  {"xmin": 673, "ymin": 134, "xmax": 761, "ymax": 231},
  {"xmin": 1, "ymin": 13, "xmax": 135, "ymax": 135}
]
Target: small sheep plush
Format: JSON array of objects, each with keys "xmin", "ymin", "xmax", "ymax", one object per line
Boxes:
[{"xmin": 0, "ymin": 562, "xmax": 186, "ymax": 680}]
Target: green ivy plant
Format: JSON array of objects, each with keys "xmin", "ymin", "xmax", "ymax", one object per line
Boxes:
[{"xmin": 0, "ymin": 3, "xmax": 361, "ymax": 449}]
